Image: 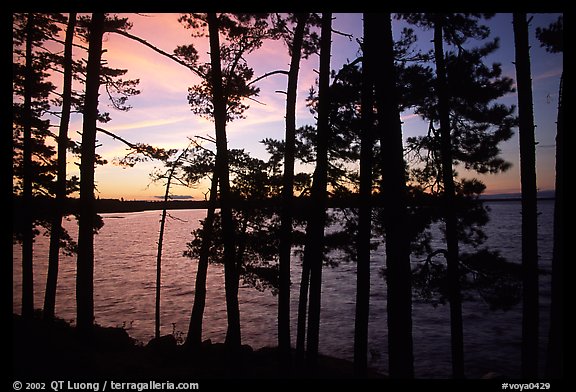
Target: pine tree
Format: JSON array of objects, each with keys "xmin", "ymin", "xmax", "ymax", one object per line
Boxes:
[
  {"xmin": 513, "ymin": 12, "xmax": 539, "ymax": 378},
  {"xmin": 12, "ymin": 13, "xmax": 61, "ymax": 319},
  {"xmin": 399, "ymin": 12, "xmax": 515, "ymax": 378},
  {"xmin": 44, "ymin": 12, "xmax": 77, "ymax": 321},
  {"xmin": 177, "ymin": 12, "xmax": 268, "ymax": 352},
  {"xmin": 207, "ymin": 12, "xmax": 241, "ymax": 350},
  {"xmin": 536, "ymin": 15, "xmax": 563, "ymax": 379},
  {"xmin": 275, "ymin": 12, "xmax": 315, "ymax": 363},
  {"xmin": 374, "ymin": 13, "xmax": 415, "ymax": 378},
  {"xmin": 76, "ymin": 13, "xmax": 105, "ymax": 333},
  {"xmin": 353, "ymin": 13, "xmax": 376, "ymax": 375},
  {"xmin": 185, "ymin": 169, "xmax": 218, "ymax": 349},
  {"xmin": 74, "ymin": 13, "xmax": 142, "ymax": 334},
  {"xmin": 432, "ymin": 13, "xmax": 465, "ymax": 379},
  {"xmin": 303, "ymin": 12, "xmax": 332, "ymax": 369},
  {"xmin": 155, "ymin": 146, "xmax": 192, "ymax": 339},
  {"xmin": 20, "ymin": 13, "xmax": 37, "ymax": 320}
]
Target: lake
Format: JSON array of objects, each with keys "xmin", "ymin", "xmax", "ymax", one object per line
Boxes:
[{"xmin": 12, "ymin": 200, "xmax": 554, "ymax": 378}]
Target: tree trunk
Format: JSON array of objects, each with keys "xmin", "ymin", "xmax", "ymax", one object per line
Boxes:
[
  {"xmin": 304, "ymin": 12, "xmax": 332, "ymax": 369},
  {"xmin": 279, "ymin": 12, "xmax": 309, "ymax": 363},
  {"xmin": 376, "ymin": 13, "xmax": 414, "ymax": 379},
  {"xmin": 44, "ymin": 12, "xmax": 76, "ymax": 321},
  {"xmin": 353, "ymin": 12, "xmax": 375, "ymax": 376},
  {"xmin": 433, "ymin": 14, "xmax": 465, "ymax": 379},
  {"xmin": 155, "ymin": 148, "xmax": 188, "ymax": 339},
  {"xmin": 207, "ymin": 12, "xmax": 241, "ymax": 351},
  {"xmin": 546, "ymin": 72, "xmax": 563, "ymax": 379},
  {"xmin": 21, "ymin": 12, "xmax": 35, "ymax": 320},
  {"xmin": 186, "ymin": 172, "xmax": 218, "ymax": 349},
  {"xmin": 513, "ymin": 12, "xmax": 539, "ymax": 378},
  {"xmin": 155, "ymin": 204, "xmax": 167, "ymax": 339},
  {"xmin": 295, "ymin": 256, "xmax": 310, "ymax": 364},
  {"xmin": 76, "ymin": 12, "xmax": 105, "ymax": 334}
]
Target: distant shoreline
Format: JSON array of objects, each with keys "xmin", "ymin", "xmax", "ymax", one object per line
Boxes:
[
  {"xmin": 13, "ymin": 194, "xmax": 555, "ymax": 215},
  {"xmin": 95, "ymin": 196, "xmax": 555, "ymax": 213},
  {"xmin": 479, "ymin": 196, "xmax": 555, "ymax": 202}
]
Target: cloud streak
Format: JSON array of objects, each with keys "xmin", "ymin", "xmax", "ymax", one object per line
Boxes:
[{"xmin": 105, "ymin": 114, "xmax": 192, "ymax": 132}]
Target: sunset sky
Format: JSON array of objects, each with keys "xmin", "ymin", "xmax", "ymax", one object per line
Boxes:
[{"xmin": 60, "ymin": 13, "xmax": 563, "ymax": 200}]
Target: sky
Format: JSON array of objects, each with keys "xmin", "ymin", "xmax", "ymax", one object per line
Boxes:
[{"xmin": 58, "ymin": 13, "xmax": 563, "ymax": 200}]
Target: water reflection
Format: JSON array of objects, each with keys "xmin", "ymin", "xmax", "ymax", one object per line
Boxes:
[{"xmin": 12, "ymin": 201, "xmax": 553, "ymax": 378}]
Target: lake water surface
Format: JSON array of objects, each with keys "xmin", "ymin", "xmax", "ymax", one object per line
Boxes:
[{"xmin": 12, "ymin": 200, "xmax": 554, "ymax": 378}]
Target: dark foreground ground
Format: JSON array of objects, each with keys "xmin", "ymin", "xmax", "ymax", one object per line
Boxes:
[{"xmin": 12, "ymin": 313, "xmax": 384, "ymax": 380}]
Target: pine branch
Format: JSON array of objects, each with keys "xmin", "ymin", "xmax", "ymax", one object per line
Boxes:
[
  {"xmin": 109, "ymin": 28, "xmax": 205, "ymax": 78},
  {"xmin": 331, "ymin": 27, "xmax": 354, "ymax": 40},
  {"xmin": 332, "ymin": 56, "xmax": 363, "ymax": 84},
  {"xmin": 96, "ymin": 127, "xmax": 135, "ymax": 148},
  {"xmin": 247, "ymin": 70, "xmax": 289, "ymax": 87}
]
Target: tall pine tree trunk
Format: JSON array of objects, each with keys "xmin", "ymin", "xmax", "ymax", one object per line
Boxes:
[
  {"xmin": 354, "ymin": 12, "xmax": 375, "ymax": 376},
  {"xmin": 155, "ymin": 148, "xmax": 188, "ymax": 339},
  {"xmin": 76, "ymin": 12, "xmax": 105, "ymax": 334},
  {"xmin": 433, "ymin": 14, "xmax": 465, "ymax": 379},
  {"xmin": 44, "ymin": 12, "xmax": 76, "ymax": 321},
  {"xmin": 186, "ymin": 171, "xmax": 218, "ymax": 349},
  {"xmin": 513, "ymin": 12, "xmax": 539, "ymax": 378},
  {"xmin": 207, "ymin": 12, "xmax": 241, "ymax": 350},
  {"xmin": 155, "ymin": 200, "xmax": 168, "ymax": 339},
  {"xmin": 279, "ymin": 12, "xmax": 309, "ymax": 363},
  {"xmin": 304, "ymin": 12, "xmax": 331, "ymax": 369},
  {"xmin": 295, "ymin": 253, "xmax": 310, "ymax": 364},
  {"xmin": 21, "ymin": 13, "xmax": 35, "ymax": 320},
  {"xmin": 376, "ymin": 13, "xmax": 414, "ymax": 379},
  {"xmin": 546, "ymin": 72, "xmax": 563, "ymax": 379}
]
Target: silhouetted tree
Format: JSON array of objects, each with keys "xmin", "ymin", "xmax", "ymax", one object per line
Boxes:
[
  {"xmin": 184, "ymin": 147, "xmax": 284, "ymax": 289},
  {"xmin": 19, "ymin": 13, "xmax": 37, "ymax": 320},
  {"xmin": 183, "ymin": 145, "xmax": 314, "ymax": 357},
  {"xmin": 513, "ymin": 12, "xmax": 539, "ymax": 378},
  {"xmin": 412, "ymin": 248, "xmax": 522, "ymax": 311},
  {"xmin": 185, "ymin": 166, "xmax": 218, "ymax": 349},
  {"xmin": 302, "ymin": 12, "xmax": 332, "ymax": 369},
  {"xmin": 433, "ymin": 13, "xmax": 465, "ymax": 379},
  {"xmin": 353, "ymin": 13, "xmax": 376, "ymax": 375},
  {"xmin": 44, "ymin": 12, "xmax": 77, "ymax": 321},
  {"xmin": 90, "ymin": 127, "xmax": 176, "ymax": 338},
  {"xmin": 176, "ymin": 13, "xmax": 268, "ymax": 352},
  {"xmin": 374, "ymin": 13, "xmax": 414, "ymax": 378},
  {"xmin": 260, "ymin": 131, "xmax": 317, "ymax": 362},
  {"xmin": 399, "ymin": 12, "xmax": 515, "ymax": 378},
  {"xmin": 12, "ymin": 13, "xmax": 62, "ymax": 319},
  {"xmin": 286, "ymin": 29, "xmax": 433, "ymax": 375},
  {"xmin": 536, "ymin": 15, "xmax": 563, "ymax": 379},
  {"xmin": 274, "ymin": 12, "xmax": 314, "ymax": 363},
  {"xmin": 13, "ymin": 13, "xmax": 138, "ymax": 323},
  {"xmin": 155, "ymin": 139, "xmax": 219, "ymax": 352},
  {"xmin": 75, "ymin": 14, "xmax": 242, "ymax": 345},
  {"xmin": 293, "ymin": 58, "xmax": 367, "ymax": 368},
  {"xmin": 81, "ymin": 14, "xmax": 223, "ymax": 345},
  {"xmin": 74, "ymin": 13, "xmax": 141, "ymax": 334},
  {"xmin": 548, "ymin": 63, "xmax": 563, "ymax": 380},
  {"xmin": 154, "ymin": 145, "xmax": 192, "ymax": 339},
  {"xmin": 76, "ymin": 13, "xmax": 105, "ymax": 333},
  {"xmin": 211, "ymin": 11, "xmax": 240, "ymax": 350}
]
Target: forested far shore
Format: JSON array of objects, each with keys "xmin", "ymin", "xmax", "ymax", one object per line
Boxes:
[
  {"xmin": 13, "ymin": 196, "xmax": 211, "ymax": 214},
  {"xmin": 12, "ymin": 193, "xmax": 555, "ymax": 215}
]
